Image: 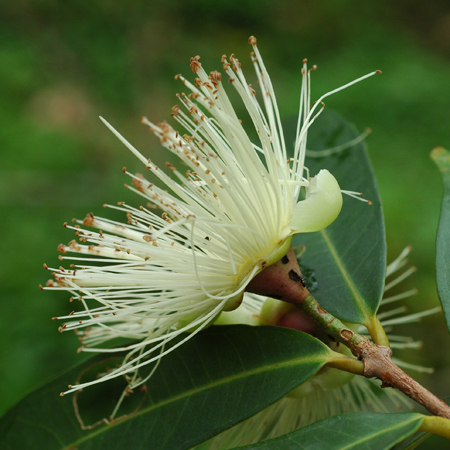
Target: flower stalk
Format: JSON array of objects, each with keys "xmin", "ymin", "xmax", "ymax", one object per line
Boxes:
[{"xmin": 247, "ymin": 245, "xmax": 450, "ymax": 420}]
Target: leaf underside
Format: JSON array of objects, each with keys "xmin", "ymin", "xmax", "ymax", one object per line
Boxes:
[
  {"xmin": 233, "ymin": 412, "xmax": 424, "ymax": 450},
  {"xmin": 430, "ymin": 147, "xmax": 450, "ymax": 334}
]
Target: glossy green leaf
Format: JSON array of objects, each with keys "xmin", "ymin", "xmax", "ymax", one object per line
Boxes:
[
  {"xmin": 289, "ymin": 110, "xmax": 386, "ymax": 326},
  {"xmin": 0, "ymin": 325, "xmax": 330, "ymax": 450},
  {"xmin": 431, "ymin": 147, "xmax": 450, "ymax": 334},
  {"xmin": 233, "ymin": 412, "xmax": 424, "ymax": 450}
]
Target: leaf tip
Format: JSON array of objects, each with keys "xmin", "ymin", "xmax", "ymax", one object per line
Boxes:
[{"xmin": 430, "ymin": 146, "xmax": 448, "ymax": 161}]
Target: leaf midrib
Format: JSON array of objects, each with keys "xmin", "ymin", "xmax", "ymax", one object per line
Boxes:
[{"xmin": 319, "ymin": 229, "xmax": 368, "ymax": 321}]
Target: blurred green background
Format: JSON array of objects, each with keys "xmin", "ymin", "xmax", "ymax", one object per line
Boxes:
[{"xmin": 1, "ymin": 0, "xmax": 450, "ymax": 445}]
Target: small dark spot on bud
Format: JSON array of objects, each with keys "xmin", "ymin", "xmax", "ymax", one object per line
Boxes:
[
  {"xmin": 281, "ymin": 255, "xmax": 289, "ymax": 264},
  {"xmin": 289, "ymin": 270, "xmax": 306, "ymax": 287}
]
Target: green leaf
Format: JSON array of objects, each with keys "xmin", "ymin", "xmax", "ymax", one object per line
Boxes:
[
  {"xmin": 233, "ymin": 412, "xmax": 424, "ymax": 450},
  {"xmin": 430, "ymin": 147, "xmax": 450, "ymax": 334},
  {"xmin": 0, "ymin": 325, "xmax": 330, "ymax": 450},
  {"xmin": 290, "ymin": 110, "xmax": 386, "ymax": 327}
]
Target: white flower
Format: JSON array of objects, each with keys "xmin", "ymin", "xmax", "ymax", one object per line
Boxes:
[
  {"xmin": 44, "ymin": 37, "xmax": 378, "ymax": 394},
  {"xmin": 201, "ymin": 247, "xmax": 441, "ymax": 449}
]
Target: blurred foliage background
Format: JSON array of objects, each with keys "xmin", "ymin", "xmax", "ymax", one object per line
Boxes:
[{"xmin": 1, "ymin": 0, "xmax": 450, "ymax": 444}]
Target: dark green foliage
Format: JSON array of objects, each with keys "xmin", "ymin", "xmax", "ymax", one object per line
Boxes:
[
  {"xmin": 431, "ymin": 147, "xmax": 450, "ymax": 334},
  {"xmin": 0, "ymin": 326, "xmax": 330, "ymax": 450}
]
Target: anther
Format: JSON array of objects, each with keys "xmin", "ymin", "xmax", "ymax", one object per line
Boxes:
[
  {"xmin": 83, "ymin": 213, "xmax": 94, "ymax": 227},
  {"xmin": 190, "ymin": 55, "xmax": 201, "ymax": 73}
]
